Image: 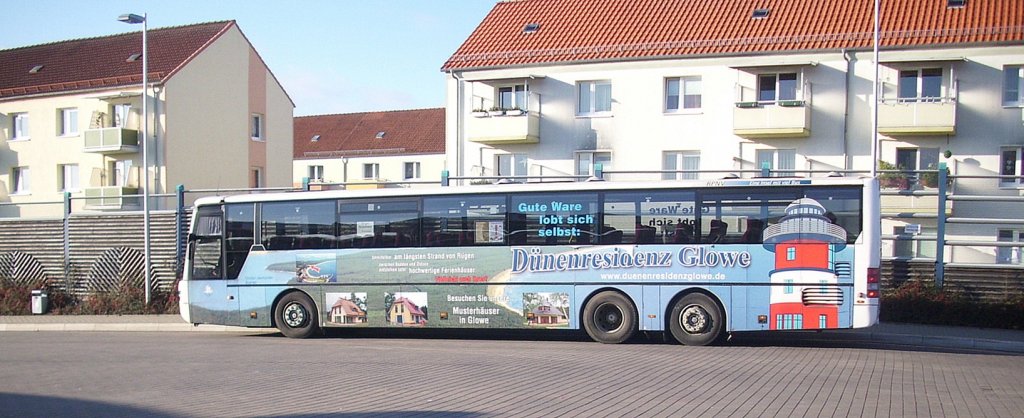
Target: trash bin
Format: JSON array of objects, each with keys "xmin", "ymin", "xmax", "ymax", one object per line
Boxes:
[{"xmin": 31, "ymin": 289, "xmax": 48, "ymax": 315}]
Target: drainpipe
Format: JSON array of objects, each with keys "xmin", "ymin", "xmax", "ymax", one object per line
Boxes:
[
  {"xmin": 452, "ymin": 72, "xmax": 466, "ymax": 178},
  {"xmin": 841, "ymin": 49, "xmax": 851, "ymax": 170}
]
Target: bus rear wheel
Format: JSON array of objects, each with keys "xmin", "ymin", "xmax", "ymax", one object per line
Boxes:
[
  {"xmin": 275, "ymin": 292, "xmax": 320, "ymax": 338},
  {"xmin": 582, "ymin": 291, "xmax": 637, "ymax": 344},
  {"xmin": 669, "ymin": 293, "xmax": 723, "ymax": 346}
]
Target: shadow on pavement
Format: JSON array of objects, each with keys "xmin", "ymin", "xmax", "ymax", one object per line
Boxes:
[
  {"xmin": 244, "ymin": 327, "xmax": 1018, "ymax": 355},
  {"xmin": 0, "ymin": 392, "xmax": 178, "ymax": 418}
]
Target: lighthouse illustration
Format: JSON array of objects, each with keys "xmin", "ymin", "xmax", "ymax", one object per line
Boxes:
[{"xmin": 763, "ymin": 198, "xmax": 847, "ymax": 330}]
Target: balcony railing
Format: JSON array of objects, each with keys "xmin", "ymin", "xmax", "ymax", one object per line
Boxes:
[
  {"xmin": 732, "ymin": 101, "xmax": 811, "ymax": 138},
  {"xmin": 466, "ymin": 110, "xmax": 540, "ymax": 144},
  {"xmin": 83, "ymin": 187, "xmax": 140, "ymax": 209},
  {"xmin": 83, "ymin": 127, "xmax": 139, "ymax": 154},
  {"xmin": 877, "ymin": 98, "xmax": 956, "ymax": 135}
]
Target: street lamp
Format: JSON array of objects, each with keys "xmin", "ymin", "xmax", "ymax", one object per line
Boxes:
[{"xmin": 118, "ymin": 12, "xmax": 152, "ymax": 304}]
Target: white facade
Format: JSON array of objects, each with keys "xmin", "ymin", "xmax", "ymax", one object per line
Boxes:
[
  {"xmin": 292, "ymin": 153, "xmax": 446, "ymax": 188},
  {"xmin": 0, "ymin": 24, "xmax": 293, "ymax": 218},
  {"xmin": 445, "ymin": 45, "xmax": 1024, "ymax": 264}
]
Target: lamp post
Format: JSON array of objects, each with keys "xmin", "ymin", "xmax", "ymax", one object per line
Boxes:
[
  {"xmin": 118, "ymin": 12, "xmax": 151, "ymax": 304},
  {"xmin": 871, "ymin": 0, "xmax": 880, "ymax": 177}
]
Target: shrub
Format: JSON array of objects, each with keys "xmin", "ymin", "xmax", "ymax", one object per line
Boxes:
[
  {"xmin": 881, "ymin": 281, "xmax": 1024, "ymax": 330},
  {"xmin": 0, "ymin": 280, "xmax": 34, "ymax": 315},
  {"xmin": 0, "ymin": 278, "xmax": 179, "ymax": 315}
]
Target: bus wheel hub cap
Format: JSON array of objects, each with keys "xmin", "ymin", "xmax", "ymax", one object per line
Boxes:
[
  {"xmin": 681, "ymin": 305, "xmax": 708, "ymax": 334},
  {"xmin": 284, "ymin": 304, "xmax": 306, "ymax": 327}
]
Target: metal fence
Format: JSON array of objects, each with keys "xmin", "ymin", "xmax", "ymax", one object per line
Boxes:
[{"xmin": 0, "ymin": 167, "xmax": 1021, "ymax": 300}]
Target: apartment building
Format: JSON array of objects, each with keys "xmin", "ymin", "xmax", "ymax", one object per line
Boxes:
[
  {"xmin": 293, "ymin": 108, "xmax": 445, "ymax": 189},
  {"xmin": 441, "ymin": 0, "xmax": 1024, "ymax": 264},
  {"xmin": 0, "ymin": 21, "xmax": 293, "ymax": 217}
]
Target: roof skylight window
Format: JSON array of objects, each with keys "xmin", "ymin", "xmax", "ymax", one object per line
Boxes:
[
  {"xmin": 29, "ymin": 65, "xmax": 44, "ymax": 74},
  {"xmin": 127, "ymin": 53, "xmax": 142, "ymax": 62},
  {"xmin": 311, "ymin": 135, "xmax": 320, "ymax": 142},
  {"xmin": 375, "ymin": 131, "xmax": 386, "ymax": 139},
  {"xmin": 523, "ymin": 23, "xmax": 540, "ymax": 34},
  {"xmin": 947, "ymin": 0, "xmax": 966, "ymax": 8},
  {"xmin": 752, "ymin": 8, "xmax": 770, "ymax": 19}
]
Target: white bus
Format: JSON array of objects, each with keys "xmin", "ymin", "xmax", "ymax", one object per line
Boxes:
[{"xmin": 179, "ymin": 177, "xmax": 880, "ymax": 345}]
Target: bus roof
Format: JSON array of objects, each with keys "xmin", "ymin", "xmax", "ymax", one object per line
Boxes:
[{"xmin": 193, "ymin": 176, "xmax": 874, "ymax": 208}]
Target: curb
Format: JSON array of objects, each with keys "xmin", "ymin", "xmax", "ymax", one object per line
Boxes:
[{"xmin": 0, "ymin": 323, "xmax": 270, "ymax": 333}]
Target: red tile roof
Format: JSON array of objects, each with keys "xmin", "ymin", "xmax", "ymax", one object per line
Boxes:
[
  {"xmin": 443, "ymin": 0, "xmax": 1024, "ymax": 71},
  {"xmin": 294, "ymin": 108, "xmax": 446, "ymax": 159},
  {"xmin": 0, "ymin": 21, "xmax": 234, "ymax": 99}
]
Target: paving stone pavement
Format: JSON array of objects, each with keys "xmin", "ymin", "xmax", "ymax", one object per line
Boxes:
[
  {"xmin": 3, "ymin": 314, "xmax": 1023, "ymax": 354},
  {"xmin": 0, "ymin": 331, "xmax": 1021, "ymax": 417}
]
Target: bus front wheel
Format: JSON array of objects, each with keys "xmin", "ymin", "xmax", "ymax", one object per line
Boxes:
[
  {"xmin": 275, "ymin": 292, "xmax": 320, "ymax": 338},
  {"xmin": 669, "ymin": 293, "xmax": 723, "ymax": 346},
  {"xmin": 582, "ymin": 291, "xmax": 637, "ymax": 344}
]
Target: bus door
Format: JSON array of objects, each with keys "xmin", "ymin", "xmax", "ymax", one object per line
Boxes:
[{"xmin": 187, "ymin": 205, "xmax": 241, "ymax": 326}]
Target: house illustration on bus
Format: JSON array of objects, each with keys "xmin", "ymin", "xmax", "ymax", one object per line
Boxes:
[
  {"xmin": 763, "ymin": 198, "xmax": 848, "ymax": 330},
  {"xmin": 527, "ymin": 304, "xmax": 567, "ymax": 326},
  {"xmin": 328, "ymin": 294, "xmax": 367, "ymax": 325},
  {"xmin": 387, "ymin": 296, "xmax": 427, "ymax": 326}
]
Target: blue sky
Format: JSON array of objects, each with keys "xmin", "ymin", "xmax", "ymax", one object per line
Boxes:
[{"xmin": 2, "ymin": 0, "xmax": 496, "ymax": 116}]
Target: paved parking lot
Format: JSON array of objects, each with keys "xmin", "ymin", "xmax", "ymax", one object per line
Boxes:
[{"xmin": 1, "ymin": 331, "xmax": 1022, "ymax": 417}]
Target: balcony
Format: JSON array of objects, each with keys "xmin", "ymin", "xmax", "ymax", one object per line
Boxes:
[
  {"xmin": 732, "ymin": 101, "xmax": 810, "ymax": 139},
  {"xmin": 877, "ymin": 98, "xmax": 956, "ymax": 136},
  {"xmin": 466, "ymin": 109, "xmax": 540, "ymax": 145},
  {"xmin": 83, "ymin": 187, "xmax": 140, "ymax": 209},
  {"xmin": 83, "ymin": 127, "xmax": 139, "ymax": 154}
]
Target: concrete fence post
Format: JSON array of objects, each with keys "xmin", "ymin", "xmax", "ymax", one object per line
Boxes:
[
  {"xmin": 62, "ymin": 192, "xmax": 71, "ymax": 285},
  {"xmin": 175, "ymin": 184, "xmax": 186, "ymax": 276},
  {"xmin": 935, "ymin": 163, "xmax": 948, "ymax": 288}
]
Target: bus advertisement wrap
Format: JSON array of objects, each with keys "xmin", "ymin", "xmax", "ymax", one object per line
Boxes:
[{"xmin": 182, "ymin": 179, "xmax": 879, "ymax": 344}]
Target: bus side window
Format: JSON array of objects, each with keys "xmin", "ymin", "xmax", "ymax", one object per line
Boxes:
[
  {"xmin": 262, "ymin": 200, "xmax": 336, "ymax": 251},
  {"xmin": 224, "ymin": 203, "xmax": 254, "ymax": 280},
  {"xmin": 423, "ymin": 195, "xmax": 506, "ymax": 247},
  {"xmin": 190, "ymin": 207, "xmax": 224, "ymax": 280}
]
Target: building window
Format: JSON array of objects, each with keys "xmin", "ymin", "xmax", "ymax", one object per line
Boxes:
[
  {"xmin": 576, "ymin": 151, "xmax": 611, "ymax": 177},
  {"xmin": 665, "ymin": 76, "xmax": 702, "ymax": 111},
  {"xmin": 11, "ymin": 167, "xmax": 29, "ymax": 194},
  {"xmin": 496, "ymin": 153, "xmax": 527, "ymax": 180},
  {"xmin": 662, "ymin": 151, "xmax": 700, "ymax": 180},
  {"xmin": 786, "ymin": 247, "xmax": 796, "ymax": 261},
  {"xmin": 1004, "ymin": 65, "xmax": 1024, "ymax": 106},
  {"xmin": 113, "ymin": 104, "xmax": 132, "ymax": 128},
  {"xmin": 403, "ymin": 162, "xmax": 421, "ymax": 180},
  {"xmin": 498, "ymin": 84, "xmax": 527, "ymax": 110},
  {"xmin": 59, "ymin": 108, "xmax": 78, "ymax": 136},
  {"xmin": 577, "ymin": 80, "xmax": 612, "ymax": 116},
  {"xmin": 111, "ymin": 160, "xmax": 133, "ymax": 186},
  {"xmin": 308, "ymin": 165, "xmax": 324, "ymax": 182},
  {"xmin": 758, "ymin": 73, "xmax": 798, "ymax": 103},
  {"xmin": 1000, "ymin": 146, "xmax": 1024, "ymax": 187},
  {"xmin": 755, "ymin": 149, "xmax": 796, "ymax": 177},
  {"xmin": 997, "ymin": 229, "xmax": 1023, "ymax": 265},
  {"xmin": 59, "ymin": 164, "xmax": 79, "ymax": 192},
  {"xmin": 12, "ymin": 113, "xmax": 29, "ymax": 140},
  {"xmin": 362, "ymin": 163, "xmax": 380, "ymax": 180},
  {"xmin": 896, "ymin": 147, "xmax": 940, "ymax": 184},
  {"xmin": 898, "ymin": 68, "xmax": 943, "ymax": 102},
  {"xmin": 819, "ymin": 314, "xmax": 828, "ymax": 328},
  {"xmin": 783, "ymin": 279, "xmax": 794, "ymax": 294},
  {"xmin": 251, "ymin": 167, "xmax": 263, "ymax": 188},
  {"xmin": 251, "ymin": 114, "xmax": 265, "ymax": 141}
]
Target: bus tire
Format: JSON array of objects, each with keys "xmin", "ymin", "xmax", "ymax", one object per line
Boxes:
[
  {"xmin": 582, "ymin": 291, "xmax": 637, "ymax": 344},
  {"xmin": 275, "ymin": 292, "xmax": 320, "ymax": 339},
  {"xmin": 668, "ymin": 293, "xmax": 723, "ymax": 346}
]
